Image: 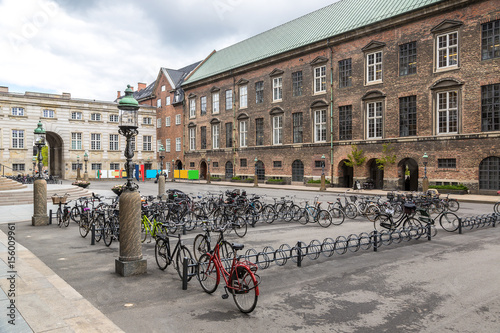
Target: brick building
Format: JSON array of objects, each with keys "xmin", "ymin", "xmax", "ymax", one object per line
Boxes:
[{"xmin": 180, "ymin": 0, "xmax": 499, "ymax": 194}]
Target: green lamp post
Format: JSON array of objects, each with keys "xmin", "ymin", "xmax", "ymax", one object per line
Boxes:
[
  {"xmin": 254, "ymin": 157, "xmax": 259, "ymax": 187},
  {"xmin": 422, "ymin": 152, "xmax": 429, "ymax": 193},
  {"xmin": 320, "ymin": 154, "xmax": 326, "ymax": 191},
  {"xmin": 32, "ymin": 120, "xmax": 49, "ymax": 226},
  {"xmin": 83, "ymin": 152, "xmax": 89, "ymax": 181}
]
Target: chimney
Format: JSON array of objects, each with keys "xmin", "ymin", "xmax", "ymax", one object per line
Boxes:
[
  {"xmin": 117, "ymin": 91, "xmax": 121, "ymax": 99},
  {"xmin": 138, "ymin": 82, "xmax": 146, "ymax": 91},
  {"xmin": 0, "ymin": 86, "xmax": 8, "ymax": 93}
]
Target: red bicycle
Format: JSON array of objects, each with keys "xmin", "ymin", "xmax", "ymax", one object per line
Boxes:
[{"xmin": 197, "ymin": 231, "xmax": 260, "ymax": 313}]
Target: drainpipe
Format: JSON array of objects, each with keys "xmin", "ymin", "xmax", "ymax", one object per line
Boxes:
[
  {"xmin": 232, "ymin": 71, "xmax": 236, "ymax": 177},
  {"xmin": 328, "ymin": 39, "xmax": 334, "ymax": 187}
]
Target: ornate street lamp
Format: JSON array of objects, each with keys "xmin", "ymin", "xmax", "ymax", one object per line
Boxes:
[
  {"xmin": 32, "ymin": 156, "xmax": 37, "ymax": 177},
  {"xmin": 83, "ymin": 152, "xmax": 89, "ymax": 181},
  {"xmin": 118, "ymin": 85, "xmax": 139, "ymax": 191},
  {"xmin": 254, "ymin": 157, "xmax": 259, "ymax": 187},
  {"xmin": 172, "ymin": 159, "xmax": 175, "ymax": 182},
  {"xmin": 32, "ymin": 120, "xmax": 48, "ymax": 226},
  {"xmin": 422, "ymin": 152, "xmax": 429, "ymax": 193},
  {"xmin": 206, "ymin": 158, "xmax": 211, "ymax": 184},
  {"xmin": 320, "ymin": 154, "xmax": 326, "ymax": 191},
  {"xmin": 76, "ymin": 155, "xmax": 81, "ymax": 180},
  {"xmin": 34, "ymin": 120, "xmax": 46, "ymax": 179},
  {"xmin": 157, "ymin": 144, "xmax": 166, "ymax": 197},
  {"xmin": 158, "ymin": 144, "xmax": 165, "ymax": 174}
]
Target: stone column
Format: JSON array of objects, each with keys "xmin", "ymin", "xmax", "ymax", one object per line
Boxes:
[
  {"xmin": 115, "ymin": 190, "xmax": 147, "ymax": 276},
  {"xmin": 320, "ymin": 173, "xmax": 326, "ymax": 191},
  {"xmin": 158, "ymin": 174, "xmax": 165, "ymax": 197},
  {"xmin": 32, "ymin": 179, "xmax": 49, "ymax": 226}
]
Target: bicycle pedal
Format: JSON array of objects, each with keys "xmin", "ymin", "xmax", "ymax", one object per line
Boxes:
[
  {"xmin": 380, "ymin": 223, "xmax": 392, "ymax": 229},
  {"xmin": 221, "ymin": 294, "xmax": 229, "ymax": 300}
]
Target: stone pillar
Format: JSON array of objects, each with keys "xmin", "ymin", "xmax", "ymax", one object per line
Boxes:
[
  {"xmin": 32, "ymin": 179, "xmax": 49, "ymax": 226},
  {"xmin": 320, "ymin": 173, "xmax": 326, "ymax": 191},
  {"xmin": 207, "ymin": 171, "xmax": 211, "ymax": 184},
  {"xmin": 422, "ymin": 178, "xmax": 429, "ymax": 193},
  {"xmin": 158, "ymin": 174, "xmax": 165, "ymax": 197},
  {"xmin": 115, "ymin": 190, "xmax": 147, "ymax": 276}
]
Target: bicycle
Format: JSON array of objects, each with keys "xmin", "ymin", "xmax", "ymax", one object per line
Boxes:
[
  {"xmin": 416, "ymin": 205, "xmax": 460, "ymax": 233},
  {"xmin": 52, "ymin": 193, "xmax": 70, "ymax": 228},
  {"xmin": 296, "ymin": 198, "xmax": 332, "ymax": 227},
  {"xmin": 154, "ymin": 233, "xmax": 194, "ymax": 280},
  {"xmin": 373, "ymin": 203, "xmax": 422, "ymax": 231},
  {"xmin": 197, "ymin": 240, "xmax": 260, "ymax": 313},
  {"xmin": 141, "ymin": 206, "xmax": 168, "ymax": 243},
  {"xmin": 192, "ymin": 222, "xmax": 233, "ymax": 262}
]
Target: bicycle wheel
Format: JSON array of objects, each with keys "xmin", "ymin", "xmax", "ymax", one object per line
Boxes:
[
  {"xmin": 392, "ymin": 203, "xmax": 403, "ymax": 219},
  {"xmin": 262, "ymin": 205, "xmax": 276, "ymax": 223},
  {"xmin": 175, "ymin": 245, "xmax": 194, "ymax": 281},
  {"xmin": 197, "ymin": 253, "xmax": 219, "ymax": 294},
  {"xmin": 402, "ymin": 217, "xmax": 422, "ymax": 231},
  {"xmin": 219, "ymin": 241, "xmax": 233, "ymax": 271},
  {"xmin": 70, "ymin": 206, "xmax": 81, "ymax": 223},
  {"xmin": 495, "ymin": 202, "xmax": 500, "ymax": 214},
  {"xmin": 373, "ymin": 214, "xmax": 392, "ymax": 231},
  {"xmin": 103, "ymin": 221, "xmax": 114, "ymax": 247},
  {"xmin": 365, "ymin": 205, "xmax": 380, "ymax": 222},
  {"xmin": 155, "ymin": 238, "xmax": 170, "ymax": 270},
  {"xmin": 439, "ymin": 211, "xmax": 460, "ymax": 232},
  {"xmin": 79, "ymin": 214, "xmax": 89, "ymax": 238},
  {"xmin": 94, "ymin": 214, "xmax": 105, "ymax": 242},
  {"xmin": 56, "ymin": 207, "xmax": 63, "ymax": 227},
  {"xmin": 63, "ymin": 210, "xmax": 70, "ymax": 227},
  {"xmin": 231, "ymin": 266, "xmax": 258, "ymax": 313},
  {"xmin": 447, "ymin": 199, "xmax": 460, "ymax": 212},
  {"xmin": 329, "ymin": 207, "xmax": 345, "ymax": 226},
  {"xmin": 193, "ymin": 234, "xmax": 209, "ymax": 261},
  {"xmin": 141, "ymin": 218, "xmax": 148, "ymax": 243},
  {"xmin": 316, "ymin": 210, "xmax": 332, "ymax": 228},
  {"xmin": 344, "ymin": 203, "xmax": 357, "ymax": 219},
  {"xmin": 232, "ymin": 217, "xmax": 248, "ymax": 238}
]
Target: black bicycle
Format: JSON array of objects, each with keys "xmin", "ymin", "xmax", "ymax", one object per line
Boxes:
[{"xmin": 154, "ymin": 234, "xmax": 194, "ymax": 280}]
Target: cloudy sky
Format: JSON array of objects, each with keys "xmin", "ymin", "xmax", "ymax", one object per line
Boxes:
[{"xmin": 0, "ymin": 0, "xmax": 337, "ymax": 101}]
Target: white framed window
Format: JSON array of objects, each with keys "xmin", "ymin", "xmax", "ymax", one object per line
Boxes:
[
  {"xmin": 314, "ymin": 110, "xmax": 327, "ymax": 142},
  {"xmin": 175, "ymin": 114, "xmax": 181, "ymax": 125},
  {"xmin": 109, "ymin": 134, "xmax": 119, "ymax": 151},
  {"xmin": 91, "ymin": 163, "xmax": 102, "ymax": 170},
  {"xmin": 71, "ymin": 132, "xmax": 82, "ymax": 150},
  {"xmin": 12, "ymin": 163, "xmax": 25, "ymax": 171},
  {"xmin": 239, "ymin": 85, "xmax": 248, "ymax": 108},
  {"xmin": 12, "ymin": 130, "xmax": 24, "ymax": 148},
  {"xmin": 71, "ymin": 111, "xmax": 82, "ymax": 120},
  {"xmin": 166, "ymin": 96, "xmax": 171, "ymax": 105},
  {"xmin": 143, "ymin": 117, "xmax": 152, "ymax": 125},
  {"xmin": 273, "ymin": 77, "xmax": 282, "ymax": 101},
  {"xmin": 225, "ymin": 90, "xmax": 232, "ymax": 110},
  {"xmin": 272, "ymin": 115, "xmax": 282, "ymax": 145},
  {"xmin": 109, "ymin": 114, "xmax": 119, "ymax": 122},
  {"xmin": 11, "ymin": 107, "xmax": 24, "ymax": 116},
  {"xmin": 91, "ymin": 113, "xmax": 101, "ymax": 121},
  {"xmin": 110, "ymin": 163, "xmax": 120, "ymax": 170},
  {"xmin": 239, "ymin": 120, "xmax": 248, "ymax": 147},
  {"xmin": 165, "ymin": 116, "xmax": 171, "ymax": 127},
  {"xmin": 212, "ymin": 124, "xmax": 220, "ymax": 149},
  {"xmin": 437, "ymin": 32, "xmax": 458, "ymax": 69},
  {"xmin": 165, "ymin": 139, "xmax": 171, "ymax": 152},
  {"xmin": 157, "ymin": 98, "xmax": 161, "ymax": 108},
  {"xmin": 157, "ymin": 118, "xmax": 162, "ymax": 128},
  {"xmin": 143, "ymin": 135, "xmax": 152, "ymax": 151},
  {"xmin": 43, "ymin": 109, "xmax": 54, "ymax": 118},
  {"xmin": 314, "ymin": 66, "xmax": 326, "ymax": 93},
  {"xmin": 91, "ymin": 133, "xmax": 101, "ymax": 150},
  {"xmin": 212, "ymin": 92, "xmax": 219, "ymax": 114},
  {"xmin": 189, "ymin": 98, "xmax": 196, "ymax": 118},
  {"xmin": 189, "ymin": 127, "xmax": 196, "ymax": 151},
  {"xmin": 175, "ymin": 137, "xmax": 181, "ymax": 151},
  {"xmin": 367, "ymin": 51, "xmax": 383, "ymax": 83},
  {"xmin": 366, "ymin": 102, "xmax": 383, "ymax": 139},
  {"xmin": 161, "ymin": 85, "xmax": 166, "ymax": 92},
  {"xmin": 200, "ymin": 96, "xmax": 207, "ymax": 115},
  {"xmin": 437, "ymin": 91, "xmax": 458, "ymax": 134}
]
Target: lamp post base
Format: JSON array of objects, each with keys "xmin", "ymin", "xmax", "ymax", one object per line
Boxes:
[
  {"xmin": 422, "ymin": 178, "xmax": 429, "ymax": 193},
  {"xmin": 32, "ymin": 178, "xmax": 48, "ymax": 226},
  {"xmin": 254, "ymin": 175, "xmax": 258, "ymax": 187},
  {"xmin": 207, "ymin": 172, "xmax": 211, "ymax": 184},
  {"xmin": 115, "ymin": 258, "xmax": 147, "ymax": 277},
  {"xmin": 158, "ymin": 175, "xmax": 165, "ymax": 198},
  {"xmin": 320, "ymin": 174, "xmax": 326, "ymax": 191},
  {"xmin": 83, "ymin": 172, "xmax": 89, "ymax": 181}
]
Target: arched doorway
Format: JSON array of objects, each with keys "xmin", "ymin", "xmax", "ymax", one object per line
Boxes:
[
  {"xmin": 339, "ymin": 160, "xmax": 353, "ymax": 188},
  {"xmin": 200, "ymin": 161, "xmax": 207, "ymax": 180},
  {"xmin": 367, "ymin": 159, "xmax": 384, "ymax": 189},
  {"xmin": 225, "ymin": 161, "xmax": 233, "ymax": 180},
  {"xmin": 292, "ymin": 160, "xmax": 304, "ymax": 182},
  {"xmin": 256, "ymin": 161, "xmax": 265, "ymax": 181},
  {"xmin": 479, "ymin": 156, "xmax": 500, "ymax": 190},
  {"xmin": 398, "ymin": 158, "xmax": 419, "ymax": 191},
  {"xmin": 46, "ymin": 131, "xmax": 64, "ymax": 178},
  {"xmin": 176, "ymin": 160, "xmax": 183, "ymax": 170}
]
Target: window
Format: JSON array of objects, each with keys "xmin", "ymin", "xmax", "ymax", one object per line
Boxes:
[
  {"xmin": 165, "ymin": 139, "xmax": 171, "ymax": 152},
  {"xmin": 339, "ymin": 106, "xmax": 352, "ymax": 140},
  {"xmin": 166, "ymin": 96, "xmax": 171, "ymax": 105},
  {"xmin": 157, "ymin": 98, "xmax": 161, "ymax": 108},
  {"xmin": 339, "ymin": 59, "xmax": 352, "ymax": 88},
  {"xmin": 314, "ymin": 66, "xmax": 326, "ymax": 93},
  {"xmin": 225, "ymin": 90, "xmax": 232, "ymax": 110},
  {"xmin": 240, "ymin": 159, "xmax": 247, "ymax": 167},
  {"xmin": 91, "ymin": 163, "xmax": 102, "ymax": 171},
  {"xmin": 481, "ymin": 84, "xmax": 500, "ymax": 132},
  {"xmin": 143, "ymin": 135, "xmax": 152, "ymax": 151},
  {"xmin": 239, "ymin": 120, "xmax": 247, "ymax": 147},
  {"xmin": 314, "ymin": 110, "xmax": 327, "ymax": 142},
  {"xmin": 71, "ymin": 163, "xmax": 83, "ymax": 171},
  {"xmin": 143, "ymin": 117, "xmax": 152, "ymax": 125},
  {"xmin": 12, "ymin": 164, "xmax": 25, "ymax": 172},
  {"xmin": 200, "ymin": 96, "xmax": 207, "ymax": 115},
  {"xmin": 273, "ymin": 161, "xmax": 282, "ymax": 168},
  {"xmin": 71, "ymin": 132, "xmax": 82, "ymax": 150},
  {"xmin": 109, "ymin": 114, "xmax": 119, "ymax": 122},
  {"xmin": 91, "ymin": 133, "xmax": 101, "ymax": 150},
  {"xmin": 11, "ymin": 130, "xmax": 24, "ymax": 148},
  {"xmin": 273, "ymin": 115, "xmax": 282, "ymax": 145},
  {"xmin": 400, "ymin": 42, "xmax": 417, "ymax": 76},
  {"xmin": 189, "ymin": 98, "xmax": 196, "ymax": 118},
  {"xmin": 366, "ymin": 102, "xmax": 383, "ymax": 139},
  {"xmin": 437, "ymin": 91, "xmax": 458, "ymax": 134},
  {"xmin": 438, "ymin": 159, "xmax": 456, "ymax": 168},
  {"xmin": 109, "ymin": 134, "xmax": 119, "ymax": 151},
  {"xmin": 239, "ymin": 86, "xmax": 247, "ymax": 108},
  {"xmin": 255, "ymin": 81, "xmax": 264, "ymax": 104},
  {"xmin": 165, "ymin": 116, "xmax": 171, "ymax": 127},
  {"xmin": 292, "ymin": 71, "xmax": 302, "ymax": 97},
  {"xmin": 161, "ymin": 85, "xmax": 166, "ymax": 92},
  {"xmin": 437, "ymin": 32, "xmax": 458, "ymax": 69},
  {"xmin": 91, "ymin": 113, "xmax": 101, "ymax": 121},
  {"xmin": 43, "ymin": 109, "xmax": 54, "ymax": 118},
  {"xmin": 315, "ymin": 161, "xmax": 323, "ymax": 168},
  {"xmin": 212, "ymin": 92, "xmax": 219, "ymax": 114},
  {"xmin": 175, "ymin": 114, "xmax": 181, "ymax": 125},
  {"xmin": 482, "ymin": 20, "xmax": 500, "ymax": 60},
  {"xmin": 292, "ymin": 113, "xmax": 303, "ymax": 143},
  {"xmin": 212, "ymin": 124, "xmax": 220, "ymax": 149},
  {"xmin": 255, "ymin": 118, "xmax": 264, "ymax": 146},
  {"xmin": 11, "ymin": 107, "xmax": 24, "ymax": 116},
  {"xmin": 479, "ymin": 156, "xmax": 500, "ymax": 190},
  {"xmin": 225, "ymin": 123, "xmax": 232, "ymax": 148},
  {"xmin": 367, "ymin": 51, "xmax": 382, "ymax": 83},
  {"xmin": 130, "ymin": 136, "xmax": 136, "ymax": 151},
  {"xmin": 399, "ymin": 96, "xmax": 417, "ymax": 136},
  {"xmin": 212, "ymin": 162, "xmax": 219, "ymax": 168},
  {"xmin": 190, "ymin": 162, "xmax": 195, "ymax": 168},
  {"xmin": 157, "ymin": 118, "xmax": 161, "ymax": 128},
  {"xmin": 200, "ymin": 126, "xmax": 207, "ymax": 149},
  {"xmin": 273, "ymin": 77, "xmax": 282, "ymax": 101},
  {"xmin": 110, "ymin": 163, "xmax": 120, "ymax": 170},
  {"xmin": 189, "ymin": 127, "xmax": 196, "ymax": 151},
  {"xmin": 71, "ymin": 111, "xmax": 82, "ymax": 120}
]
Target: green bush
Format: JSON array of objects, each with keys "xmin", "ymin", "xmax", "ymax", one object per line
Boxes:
[
  {"xmin": 429, "ymin": 184, "xmax": 468, "ymax": 191},
  {"xmin": 245, "ymin": 178, "xmax": 254, "ymax": 183},
  {"xmin": 231, "ymin": 176, "xmax": 241, "ymax": 180},
  {"xmin": 307, "ymin": 179, "xmax": 330, "ymax": 184},
  {"xmin": 267, "ymin": 178, "xmax": 284, "ymax": 183}
]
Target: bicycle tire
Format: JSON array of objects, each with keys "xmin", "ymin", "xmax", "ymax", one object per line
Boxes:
[
  {"xmin": 141, "ymin": 218, "xmax": 148, "ymax": 243},
  {"xmin": 103, "ymin": 221, "xmax": 113, "ymax": 247},
  {"xmin": 79, "ymin": 214, "xmax": 89, "ymax": 238},
  {"xmin": 231, "ymin": 266, "xmax": 258, "ymax": 313},
  {"xmin": 447, "ymin": 199, "xmax": 460, "ymax": 212},
  {"xmin": 193, "ymin": 234, "xmax": 209, "ymax": 261},
  {"xmin": 220, "ymin": 241, "xmax": 233, "ymax": 272},
  {"xmin": 494, "ymin": 202, "xmax": 500, "ymax": 214},
  {"xmin": 365, "ymin": 205, "xmax": 380, "ymax": 222},
  {"xmin": 155, "ymin": 238, "xmax": 170, "ymax": 270},
  {"xmin": 232, "ymin": 217, "xmax": 248, "ymax": 238},
  {"xmin": 70, "ymin": 206, "xmax": 81, "ymax": 223},
  {"xmin": 94, "ymin": 214, "xmax": 105, "ymax": 242},
  {"xmin": 329, "ymin": 207, "xmax": 345, "ymax": 226},
  {"xmin": 402, "ymin": 217, "xmax": 422, "ymax": 231},
  {"xmin": 63, "ymin": 210, "xmax": 70, "ymax": 227},
  {"xmin": 439, "ymin": 211, "xmax": 460, "ymax": 232},
  {"xmin": 316, "ymin": 210, "xmax": 332, "ymax": 228},
  {"xmin": 175, "ymin": 245, "xmax": 194, "ymax": 281},
  {"xmin": 392, "ymin": 203, "xmax": 403, "ymax": 219},
  {"xmin": 345, "ymin": 203, "xmax": 357, "ymax": 219},
  {"xmin": 262, "ymin": 205, "xmax": 276, "ymax": 223},
  {"xmin": 296, "ymin": 208, "xmax": 309, "ymax": 225},
  {"xmin": 197, "ymin": 253, "xmax": 219, "ymax": 294},
  {"xmin": 373, "ymin": 214, "xmax": 392, "ymax": 231},
  {"xmin": 56, "ymin": 208, "xmax": 63, "ymax": 227}
]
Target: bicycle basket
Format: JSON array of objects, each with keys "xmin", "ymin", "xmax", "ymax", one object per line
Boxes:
[
  {"xmin": 403, "ymin": 203, "xmax": 416, "ymax": 214},
  {"xmin": 51, "ymin": 195, "xmax": 68, "ymax": 204}
]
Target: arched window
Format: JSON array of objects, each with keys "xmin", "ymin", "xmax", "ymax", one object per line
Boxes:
[{"xmin": 479, "ymin": 156, "xmax": 500, "ymax": 190}]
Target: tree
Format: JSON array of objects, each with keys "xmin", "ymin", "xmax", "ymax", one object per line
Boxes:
[
  {"xmin": 375, "ymin": 143, "xmax": 396, "ymax": 170},
  {"xmin": 344, "ymin": 144, "xmax": 366, "ymax": 167},
  {"xmin": 41, "ymin": 146, "xmax": 49, "ymax": 167}
]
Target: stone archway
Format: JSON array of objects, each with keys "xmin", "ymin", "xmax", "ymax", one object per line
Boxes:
[
  {"xmin": 338, "ymin": 160, "xmax": 353, "ymax": 188},
  {"xmin": 225, "ymin": 161, "xmax": 233, "ymax": 179},
  {"xmin": 200, "ymin": 161, "xmax": 207, "ymax": 180},
  {"xmin": 291, "ymin": 160, "xmax": 304, "ymax": 182},
  {"xmin": 46, "ymin": 131, "xmax": 64, "ymax": 178},
  {"xmin": 176, "ymin": 160, "xmax": 183, "ymax": 170},
  {"xmin": 398, "ymin": 158, "xmax": 419, "ymax": 191},
  {"xmin": 256, "ymin": 161, "xmax": 265, "ymax": 181},
  {"xmin": 367, "ymin": 159, "xmax": 384, "ymax": 189}
]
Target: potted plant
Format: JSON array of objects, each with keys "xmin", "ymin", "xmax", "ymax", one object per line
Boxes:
[
  {"xmin": 72, "ymin": 180, "xmax": 90, "ymax": 188},
  {"xmin": 266, "ymin": 178, "xmax": 285, "ymax": 185},
  {"xmin": 111, "ymin": 183, "xmax": 126, "ymax": 196}
]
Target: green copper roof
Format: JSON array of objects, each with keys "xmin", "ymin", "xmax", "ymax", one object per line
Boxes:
[
  {"xmin": 118, "ymin": 85, "xmax": 139, "ymax": 107},
  {"xmin": 184, "ymin": 0, "xmax": 445, "ymax": 85}
]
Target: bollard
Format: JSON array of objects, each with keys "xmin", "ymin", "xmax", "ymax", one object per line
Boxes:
[
  {"xmin": 91, "ymin": 222, "xmax": 96, "ymax": 245},
  {"xmin": 373, "ymin": 230, "xmax": 378, "ymax": 252},
  {"xmin": 182, "ymin": 257, "xmax": 188, "ymax": 290},
  {"xmin": 427, "ymin": 223, "xmax": 431, "ymax": 241},
  {"xmin": 183, "ymin": 224, "xmax": 186, "ymax": 235},
  {"xmin": 49, "ymin": 209, "xmax": 52, "ymax": 225},
  {"xmin": 296, "ymin": 241, "xmax": 302, "ymax": 268},
  {"xmin": 458, "ymin": 217, "xmax": 462, "ymax": 234}
]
